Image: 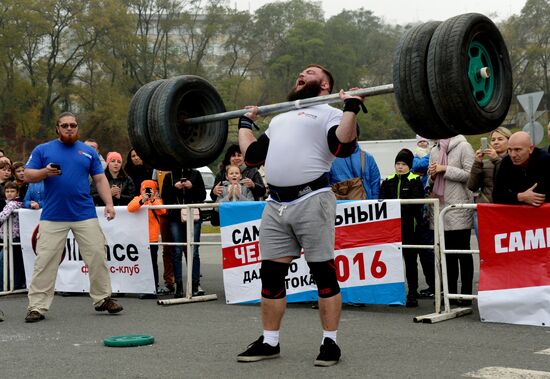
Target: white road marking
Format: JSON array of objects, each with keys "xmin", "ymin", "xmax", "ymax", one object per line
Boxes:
[
  {"xmin": 464, "ymin": 367, "xmax": 550, "ymax": 378},
  {"xmin": 535, "ymin": 348, "xmax": 550, "ymax": 355}
]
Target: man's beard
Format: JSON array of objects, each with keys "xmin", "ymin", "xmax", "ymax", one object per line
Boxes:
[
  {"xmin": 59, "ymin": 132, "xmax": 79, "ymax": 144},
  {"xmin": 287, "ymin": 80, "xmax": 322, "ymax": 101}
]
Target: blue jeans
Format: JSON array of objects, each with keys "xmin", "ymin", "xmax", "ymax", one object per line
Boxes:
[
  {"xmin": 169, "ymin": 220, "xmax": 202, "ymax": 284},
  {"xmin": 473, "ymin": 211, "xmax": 479, "ymax": 239}
]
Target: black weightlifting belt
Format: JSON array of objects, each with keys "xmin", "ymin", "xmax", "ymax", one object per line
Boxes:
[{"xmin": 268, "ymin": 173, "xmax": 330, "ymax": 203}]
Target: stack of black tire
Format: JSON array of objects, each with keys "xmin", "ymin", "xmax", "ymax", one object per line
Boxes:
[{"xmin": 393, "ymin": 13, "xmax": 512, "ymax": 139}]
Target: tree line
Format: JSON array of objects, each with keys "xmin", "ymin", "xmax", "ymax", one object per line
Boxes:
[{"xmin": 0, "ymin": 0, "xmax": 548, "ymax": 166}]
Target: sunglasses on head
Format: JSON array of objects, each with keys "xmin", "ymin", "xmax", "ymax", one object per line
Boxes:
[{"xmin": 59, "ymin": 123, "xmax": 78, "ymax": 129}]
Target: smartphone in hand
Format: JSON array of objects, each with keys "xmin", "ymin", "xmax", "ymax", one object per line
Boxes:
[
  {"xmin": 480, "ymin": 137, "xmax": 488, "ymax": 151},
  {"xmin": 51, "ymin": 163, "xmax": 61, "ymax": 170}
]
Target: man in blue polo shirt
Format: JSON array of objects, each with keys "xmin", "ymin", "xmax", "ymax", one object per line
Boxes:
[{"xmin": 24, "ymin": 112, "xmax": 123, "ymax": 323}]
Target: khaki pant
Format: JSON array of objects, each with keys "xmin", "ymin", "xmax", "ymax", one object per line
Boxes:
[{"xmin": 27, "ymin": 218, "xmax": 112, "ymax": 313}]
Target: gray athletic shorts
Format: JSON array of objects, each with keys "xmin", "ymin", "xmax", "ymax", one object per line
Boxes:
[{"xmin": 259, "ymin": 190, "xmax": 336, "ymax": 262}]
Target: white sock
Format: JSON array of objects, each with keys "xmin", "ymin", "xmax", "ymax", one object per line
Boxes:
[
  {"xmin": 322, "ymin": 330, "xmax": 337, "ymax": 344},
  {"xmin": 263, "ymin": 330, "xmax": 279, "ymax": 347}
]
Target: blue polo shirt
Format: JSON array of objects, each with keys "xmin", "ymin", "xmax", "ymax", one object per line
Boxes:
[{"xmin": 26, "ymin": 140, "xmax": 104, "ymax": 222}]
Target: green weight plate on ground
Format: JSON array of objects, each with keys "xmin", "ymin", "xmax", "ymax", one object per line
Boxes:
[{"xmin": 103, "ymin": 334, "xmax": 154, "ymax": 347}]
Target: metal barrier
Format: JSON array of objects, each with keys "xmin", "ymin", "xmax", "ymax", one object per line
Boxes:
[
  {"xmin": 1, "ymin": 216, "xmax": 26, "ymax": 295},
  {"xmin": 0, "ymin": 204, "xmax": 221, "ymax": 304},
  {"xmin": 149, "ymin": 203, "xmax": 219, "ymax": 305},
  {"xmin": 413, "ymin": 203, "xmax": 477, "ymax": 323},
  {"xmin": 3, "ymin": 199, "xmax": 454, "ymax": 318},
  {"xmin": 169, "ymin": 199, "xmax": 445, "ymax": 312}
]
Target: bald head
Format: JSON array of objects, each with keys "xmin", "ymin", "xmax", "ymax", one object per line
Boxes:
[{"xmin": 508, "ymin": 131, "xmax": 534, "ymax": 167}]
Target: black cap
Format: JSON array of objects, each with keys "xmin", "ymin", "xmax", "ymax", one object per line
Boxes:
[{"xmin": 395, "ymin": 148, "xmax": 414, "ymax": 169}]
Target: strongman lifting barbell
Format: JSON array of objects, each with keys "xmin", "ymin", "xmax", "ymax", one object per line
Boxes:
[{"xmin": 128, "ymin": 13, "xmax": 512, "ymax": 170}]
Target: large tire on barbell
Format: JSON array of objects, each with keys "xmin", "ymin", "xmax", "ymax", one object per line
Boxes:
[
  {"xmin": 148, "ymin": 75, "xmax": 228, "ymax": 168},
  {"xmin": 393, "ymin": 21, "xmax": 457, "ymax": 139},
  {"xmin": 427, "ymin": 13, "xmax": 513, "ymax": 135},
  {"xmin": 127, "ymin": 80, "xmax": 175, "ymax": 170}
]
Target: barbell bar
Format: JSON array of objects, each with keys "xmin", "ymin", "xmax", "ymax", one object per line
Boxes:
[{"xmin": 184, "ymin": 84, "xmax": 396, "ymax": 125}]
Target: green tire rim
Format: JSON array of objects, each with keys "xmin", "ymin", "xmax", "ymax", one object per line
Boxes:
[
  {"xmin": 467, "ymin": 40, "xmax": 494, "ymax": 107},
  {"xmin": 103, "ymin": 334, "xmax": 155, "ymax": 348}
]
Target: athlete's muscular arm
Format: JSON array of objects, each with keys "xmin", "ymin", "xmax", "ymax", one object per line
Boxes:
[
  {"xmin": 239, "ymin": 106, "xmax": 260, "ymax": 157},
  {"xmin": 335, "ymin": 89, "xmax": 365, "ymax": 143},
  {"xmin": 239, "ymin": 128, "xmax": 257, "ymax": 158},
  {"xmin": 326, "ymin": 89, "xmax": 367, "ymax": 157},
  {"xmin": 239, "ymin": 107, "xmax": 270, "ymax": 166}
]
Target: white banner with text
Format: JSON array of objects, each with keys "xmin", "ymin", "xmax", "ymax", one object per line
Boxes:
[
  {"xmin": 19, "ymin": 207, "xmax": 155, "ymax": 294},
  {"xmin": 220, "ymin": 200, "xmax": 406, "ymax": 305}
]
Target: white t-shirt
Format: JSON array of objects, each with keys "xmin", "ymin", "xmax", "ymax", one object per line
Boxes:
[{"xmin": 264, "ymin": 104, "xmax": 343, "ymax": 187}]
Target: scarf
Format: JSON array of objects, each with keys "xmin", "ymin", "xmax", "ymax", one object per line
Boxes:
[{"xmin": 432, "ymin": 138, "xmax": 450, "ymax": 199}]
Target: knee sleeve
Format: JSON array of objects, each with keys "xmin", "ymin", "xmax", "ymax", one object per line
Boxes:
[
  {"xmin": 307, "ymin": 260, "xmax": 341, "ymax": 298},
  {"xmin": 260, "ymin": 260, "xmax": 290, "ymax": 299}
]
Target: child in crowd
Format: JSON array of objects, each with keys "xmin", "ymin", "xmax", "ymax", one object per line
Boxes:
[
  {"xmin": 12, "ymin": 162, "xmax": 28, "ymax": 199},
  {"xmin": 414, "ymin": 135, "xmax": 431, "ymax": 158},
  {"xmin": 218, "ymin": 165, "xmax": 254, "ymax": 202},
  {"xmin": 23, "ymin": 181, "xmax": 45, "ymax": 209},
  {"xmin": 0, "ymin": 181, "xmax": 25, "ymax": 290},
  {"xmin": 127, "ymin": 180, "xmax": 166, "ymax": 298},
  {"xmin": 411, "ymin": 135, "xmax": 436, "ymax": 297},
  {"xmin": 380, "ymin": 149, "xmax": 424, "ymax": 307},
  {"xmin": 0, "ymin": 161, "xmax": 13, "ymax": 196}
]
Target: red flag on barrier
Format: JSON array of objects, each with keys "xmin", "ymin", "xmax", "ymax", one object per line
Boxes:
[{"xmin": 477, "ymin": 203, "xmax": 550, "ymax": 327}]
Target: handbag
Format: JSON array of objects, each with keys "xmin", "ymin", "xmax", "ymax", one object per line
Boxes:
[
  {"xmin": 331, "ymin": 150, "xmax": 367, "ymax": 200},
  {"xmin": 210, "ymin": 208, "xmax": 220, "ymax": 226},
  {"xmin": 181, "ymin": 207, "xmax": 200, "ymax": 223}
]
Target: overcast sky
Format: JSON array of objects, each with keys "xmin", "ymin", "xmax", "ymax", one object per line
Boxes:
[{"xmin": 230, "ymin": 0, "xmax": 525, "ymax": 25}]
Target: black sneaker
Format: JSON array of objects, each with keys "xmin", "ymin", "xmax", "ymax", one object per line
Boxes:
[
  {"xmin": 419, "ymin": 288, "xmax": 435, "ymax": 298},
  {"xmin": 157, "ymin": 285, "xmax": 174, "ymax": 295},
  {"xmin": 237, "ymin": 336, "xmax": 280, "ymax": 362},
  {"xmin": 192, "ymin": 284, "xmax": 206, "ymax": 297},
  {"xmin": 25, "ymin": 310, "xmax": 45, "ymax": 323},
  {"xmin": 314, "ymin": 337, "xmax": 341, "ymax": 367},
  {"xmin": 406, "ymin": 296, "xmax": 419, "ymax": 308}
]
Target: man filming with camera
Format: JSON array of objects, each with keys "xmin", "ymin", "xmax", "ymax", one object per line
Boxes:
[{"xmin": 128, "ymin": 180, "xmax": 167, "ymax": 297}]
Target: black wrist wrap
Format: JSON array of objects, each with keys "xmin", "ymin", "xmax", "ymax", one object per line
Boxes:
[
  {"xmin": 238, "ymin": 116, "xmax": 259, "ymax": 130},
  {"xmin": 343, "ymin": 98, "xmax": 368, "ymax": 114}
]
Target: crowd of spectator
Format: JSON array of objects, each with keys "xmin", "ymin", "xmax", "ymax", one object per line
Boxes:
[{"xmin": 1, "ymin": 121, "xmax": 550, "ymax": 306}]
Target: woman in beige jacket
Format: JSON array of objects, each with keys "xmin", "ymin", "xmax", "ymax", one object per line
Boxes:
[{"xmin": 428, "ymin": 135, "xmax": 474, "ymax": 305}]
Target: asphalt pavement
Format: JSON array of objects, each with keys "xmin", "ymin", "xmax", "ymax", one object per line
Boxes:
[{"xmin": 1, "ymin": 233, "xmax": 549, "ymax": 379}]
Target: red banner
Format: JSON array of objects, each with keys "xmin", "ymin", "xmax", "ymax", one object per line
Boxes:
[
  {"xmin": 477, "ymin": 203, "xmax": 550, "ymax": 327},
  {"xmin": 478, "ymin": 204, "xmax": 550, "ymax": 291}
]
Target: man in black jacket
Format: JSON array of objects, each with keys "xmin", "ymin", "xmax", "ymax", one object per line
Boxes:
[
  {"xmin": 380, "ymin": 149, "xmax": 426, "ymax": 307},
  {"xmin": 493, "ymin": 131, "xmax": 550, "ymax": 206},
  {"xmin": 161, "ymin": 168, "xmax": 206, "ymax": 297}
]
